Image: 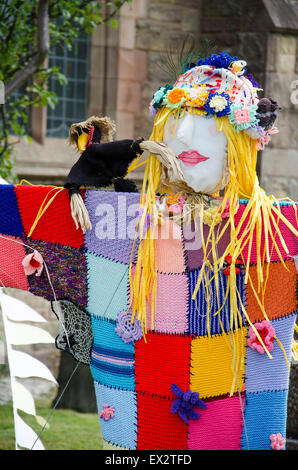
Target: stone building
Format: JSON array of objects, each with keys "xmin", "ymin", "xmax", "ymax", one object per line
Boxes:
[{"xmin": 2, "ymin": 0, "xmax": 297, "ymax": 445}]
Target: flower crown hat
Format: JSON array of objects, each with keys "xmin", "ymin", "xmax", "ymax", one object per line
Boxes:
[{"xmin": 150, "ymin": 52, "xmax": 280, "ymax": 148}]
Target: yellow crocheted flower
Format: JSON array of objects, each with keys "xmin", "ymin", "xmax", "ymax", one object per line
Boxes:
[
  {"xmin": 186, "ymin": 85, "xmax": 209, "ymax": 108},
  {"xmin": 208, "ymin": 94, "xmax": 228, "ymax": 113}
]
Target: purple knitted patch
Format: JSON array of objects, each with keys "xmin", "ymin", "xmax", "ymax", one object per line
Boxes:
[
  {"xmin": 25, "ymin": 239, "xmax": 88, "ymax": 309},
  {"xmin": 183, "ymin": 219, "xmax": 231, "ymax": 271},
  {"xmin": 85, "ymin": 190, "xmax": 141, "ymax": 264}
]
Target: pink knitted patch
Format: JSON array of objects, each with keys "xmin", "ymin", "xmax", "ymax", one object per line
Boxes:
[
  {"xmin": 155, "ymin": 218, "xmax": 186, "ymax": 273},
  {"xmin": 188, "ymin": 395, "xmax": 244, "ymax": 450},
  {"xmin": 0, "ymin": 235, "xmax": 29, "ymax": 290},
  {"xmin": 129, "ymin": 267, "xmax": 188, "ymax": 333},
  {"xmin": 234, "ymin": 203, "xmax": 298, "ymax": 264}
]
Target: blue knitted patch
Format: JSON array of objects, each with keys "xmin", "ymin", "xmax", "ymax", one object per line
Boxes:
[
  {"xmin": 90, "ymin": 316, "xmax": 135, "ymax": 390},
  {"xmin": 0, "ymin": 185, "xmax": 24, "ymax": 237},
  {"xmin": 86, "ymin": 252, "xmax": 129, "ymax": 320},
  {"xmin": 245, "ymin": 312, "xmax": 296, "ymax": 393},
  {"xmin": 241, "ymin": 390, "xmax": 288, "ymax": 450},
  {"xmin": 188, "ymin": 268, "xmax": 246, "ymax": 335},
  {"xmin": 94, "ymin": 381, "xmax": 137, "ymax": 449}
]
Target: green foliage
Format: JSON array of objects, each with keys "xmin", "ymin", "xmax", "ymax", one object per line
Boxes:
[
  {"xmin": 0, "ymin": 0, "xmax": 132, "ymax": 182},
  {"xmin": 0, "ymin": 399, "xmax": 103, "ymax": 450}
]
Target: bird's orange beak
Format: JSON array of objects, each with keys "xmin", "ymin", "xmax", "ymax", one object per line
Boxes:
[{"xmin": 77, "ymin": 132, "xmax": 89, "ymax": 152}]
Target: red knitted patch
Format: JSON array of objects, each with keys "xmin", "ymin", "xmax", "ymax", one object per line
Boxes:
[
  {"xmin": 15, "ymin": 185, "xmax": 84, "ymax": 248},
  {"xmin": 136, "ymin": 393, "xmax": 188, "ymax": 450},
  {"xmin": 135, "ymin": 332, "xmax": 191, "ymax": 397}
]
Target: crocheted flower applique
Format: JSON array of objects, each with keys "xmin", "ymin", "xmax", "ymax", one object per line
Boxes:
[
  {"xmin": 115, "ymin": 310, "xmax": 143, "ymax": 344},
  {"xmin": 204, "ymin": 92, "xmax": 232, "ymax": 117},
  {"xmin": 171, "ymin": 383, "xmax": 207, "ymax": 424},
  {"xmin": 257, "ymin": 126, "xmax": 279, "ymax": 151},
  {"xmin": 229, "ymin": 103, "xmax": 259, "ymax": 132},
  {"xmin": 163, "ymin": 88, "xmax": 186, "ymax": 110},
  {"xmin": 270, "ymin": 433, "xmax": 286, "ymax": 450},
  {"xmin": 247, "ymin": 320, "xmax": 275, "ymax": 354},
  {"xmin": 100, "ymin": 404, "xmax": 115, "ymax": 421},
  {"xmin": 222, "ymin": 255, "xmax": 243, "ymax": 275},
  {"xmin": 22, "ymin": 250, "xmax": 44, "ymax": 277}
]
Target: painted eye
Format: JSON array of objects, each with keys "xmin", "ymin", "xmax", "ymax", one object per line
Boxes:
[{"xmin": 208, "ymin": 123, "xmax": 219, "ymax": 136}]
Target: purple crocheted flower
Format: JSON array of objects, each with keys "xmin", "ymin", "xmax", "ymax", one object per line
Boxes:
[
  {"xmin": 115, "ymin": 310, "xmax": 143, "ymax": 344},
  {"xmin": 171, "ymin": 383, "xmax": 207, "ymax": 423}
]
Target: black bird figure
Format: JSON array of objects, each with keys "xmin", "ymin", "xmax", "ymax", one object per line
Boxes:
[{"xmin": 64, "ymin": 116, "xmax": 144, "ymax": 232}]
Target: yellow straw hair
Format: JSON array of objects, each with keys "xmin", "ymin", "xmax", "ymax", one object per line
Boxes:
[{"xmin": 127, "ymin": 107, "xmax": 298, "ymax": 363}]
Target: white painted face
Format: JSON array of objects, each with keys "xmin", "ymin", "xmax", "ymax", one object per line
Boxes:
[{"xmin": 163, "ymin": 111, "xmax": 228, "ymax": 194}]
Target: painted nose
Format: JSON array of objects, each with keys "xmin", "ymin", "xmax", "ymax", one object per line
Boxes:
[{"xmin": 177, "ymin": 111, "xmax": 194, "ymax": 147}]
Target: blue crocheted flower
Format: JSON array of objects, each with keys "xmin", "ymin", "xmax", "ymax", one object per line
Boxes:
[
  {"xmin": 171, "ymin": 383, "xmax": 207, "ymax": 423},
  {"xmin": 198, "ymin": 52, "xmax": 239, "ymax": 70},
  {"xmin": 115, "ymin": 310, "xmax": 143, "ymax": 344},
  {"xmin": 204, "ymin": 91, "xmax": 232, "ymax": 117}
]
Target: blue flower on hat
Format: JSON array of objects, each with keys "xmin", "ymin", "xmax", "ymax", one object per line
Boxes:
[
  {"xmin": 204, "ymin": 91, "xmax": 232, "ymax": 117},
  {"xmin": 171, "ymin": 383, "xmax": 207, "ymax": 423},
  {"xmin": 198, "ymin": 52, "xmax": 239, "ymax": 70}
]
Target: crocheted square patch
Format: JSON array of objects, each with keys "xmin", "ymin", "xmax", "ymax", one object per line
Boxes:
[
  {"xmin": 134, "ymin": 332, "xmax": 191, "ymax": 396},
  {"xmin": 84, "ymin": 190, "xmax": 141, "ymax": 265},
  {"xmin": 183, "ymin": 219, "xmax": 230, "ymax": 271},
  {"xmin": 87, "ymin": 253, "xmax": 129, "ymax": 320},
  {"xmin": 155, "ymin": 218, "xmax": 186, "ymax": 273},
  {"xmin": 0, "ymin": 235, "xmax": 28, "ymax": 290},
  {"xmin": 234, "ymin": 202, "xmax": 298, "ymax": 264},
  {"xmin": 0, "ymin": 185, "xmax": 24, "ymax": 237},
  {"xmin": 246, "ymin": 260, "xmax": 297, "ymax": 323},
  {"xmin": 14, "ymin": 185, "xmax": 84, "ymax": 248},
  {"xmin": 245, "ymin": 312, "xmax": 296, "ymax": 393},
  {"xmin": 188, "ymin": 394, "xmax": 244, "ymax": 450},
  {"xmin": 152, "ymin": 272, "xmax": 189, "ymax": 334},
  {"xmin": 94, "ymin": 382, "xmax": 137, "ymax": 449},
  {"xmin": 188, "ymin": 268, "xmax": 246, "ymax": 336},
  {"xmin": 241, "ymin": 390, "xmax": 288, "ymax": 450},
  {"xmin": 190, "ymin": 327, "xmax": 247, "ymax": 399},
  {"xmin": 25, "ymin": 240, "xmax": 88, "ymax": 309},
  {"xmin": 136, "ymin": 393, "xmax": 188, "ymax": 450},
  {"xmin": 91, "ymin": 316, "xmax": 135, "ymax": 391}
]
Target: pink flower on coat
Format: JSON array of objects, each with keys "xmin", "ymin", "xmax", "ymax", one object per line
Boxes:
[
  {"xmin": 270, "ymin": 433, "xmax": 286, "ymax": 450},
  {"xmin": 22, "ymin": 250, "xmax": 44, "ymax": 277},
  {"xmin": 220, "ymin": 199, "xmax": 230, "ymax": 219},
  {"xmin": 247, "ymin": 320, "xmax": 275, "ymax": 354},
  {"xmin": 168, "ymin": 196, "xmax": 186, "ymax": 214},
  {"xmin": 100, "ymin": 404, "xmax": 115, "ymax": 421}
]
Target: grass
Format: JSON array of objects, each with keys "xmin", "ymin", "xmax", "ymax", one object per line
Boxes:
[{"xmin": 0, "ymin": 398, "xmax": 103, "ymax": 450}]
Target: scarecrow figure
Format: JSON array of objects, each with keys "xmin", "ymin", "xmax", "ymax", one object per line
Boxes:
[{"xmin": 64, "ymin": 116, "xmax": 144, "ymax": 232}]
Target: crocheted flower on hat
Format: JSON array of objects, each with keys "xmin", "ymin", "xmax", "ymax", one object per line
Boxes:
[
  {"xmin": 163, "ymin": 88, "xmax": 186, "ymax": 109},
  {"xmin": 152, "ymin": 84, "xmax": 173, "ymax": 109},
  {"xmin": 186, "ymin": 84, "xmax": 209, "ymax": 107},
  {"xmin": 229, "ymin": 103, "xmax": 259, "ymax": 132},
  {"xmin": 247, "ymin": 320, "xmax": 275, "ymax": 354},
  {"xmin": 270, "ymin": 433, "xmax": 286, "ymax": 450},
  {"xmin": 22, "ymin": 250, "xmax": 44, "ymax": 277},
  {"xmin": 204, "ymin": 91, "xmax": 232, "ymax": 117},
  {"xmin": 171, "ymin": 383, "xmax": 207, "ymax": 424},
  {"xmin": 100, "ymin": 404, "xmax": 115, "ymax": 421},
  {"xmin": 115, "ymin": 310, "xmax": 143, "ymax": 344}
]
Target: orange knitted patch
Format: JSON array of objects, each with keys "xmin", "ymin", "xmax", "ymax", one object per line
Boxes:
[{"xmin": 246, "ymin": 260, "xmax": 297, "ymax": 323}]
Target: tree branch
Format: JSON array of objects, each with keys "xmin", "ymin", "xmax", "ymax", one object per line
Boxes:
[{"xmin": 4, "ymin": 0, "xmax": 49, "ymax": 98}]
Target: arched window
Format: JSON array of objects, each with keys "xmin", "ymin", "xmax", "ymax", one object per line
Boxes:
[{"xmin": 47, "ymin": 34, "xmax": 90, "ymax": 138}]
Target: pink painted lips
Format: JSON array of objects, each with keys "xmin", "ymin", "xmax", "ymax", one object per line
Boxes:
[{"xmin": 177, "ymin": 150, "xmax": 209, "ymax": 167}]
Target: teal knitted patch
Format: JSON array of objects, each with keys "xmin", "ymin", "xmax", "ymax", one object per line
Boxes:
[{"xmin": 87, "ymin": 252, "xmax": 129, "ymax": 320}]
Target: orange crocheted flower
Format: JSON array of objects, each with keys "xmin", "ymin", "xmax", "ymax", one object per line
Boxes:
[{"xmin": 167, "ymin": 88, "xmax": 185, "ymax": 104}]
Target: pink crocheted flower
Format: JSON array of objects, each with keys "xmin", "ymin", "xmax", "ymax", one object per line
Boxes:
[
  {"xmin": 22, "ymin": 250, "xmax": 44, "ymax": 277},
  {"xmin": 220, "ymin": 199, "xmax": 230, "ymax": 219},
  {"xmin": 270, "ymin": 433, "xmax": 286, "ymax": 450},
  {"xmin": 247, "ymin": 320, "xmax": 275, "ymax": 354},
  {"xmin": 168, "ymin": 196, "xmax": 186, "ymax": 214},
  {"xmin": 100, "ymin": 404, "xmax": 115, "ymax": 421},
  {"xmin": 234, "ymin": 107, "xmax": 250, "ymax": 124}
]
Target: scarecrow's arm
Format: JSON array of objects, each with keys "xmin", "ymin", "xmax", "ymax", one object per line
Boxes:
[{"xmin": 64, "ymin": 139, "xmax": 142, "ymax": 190}]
